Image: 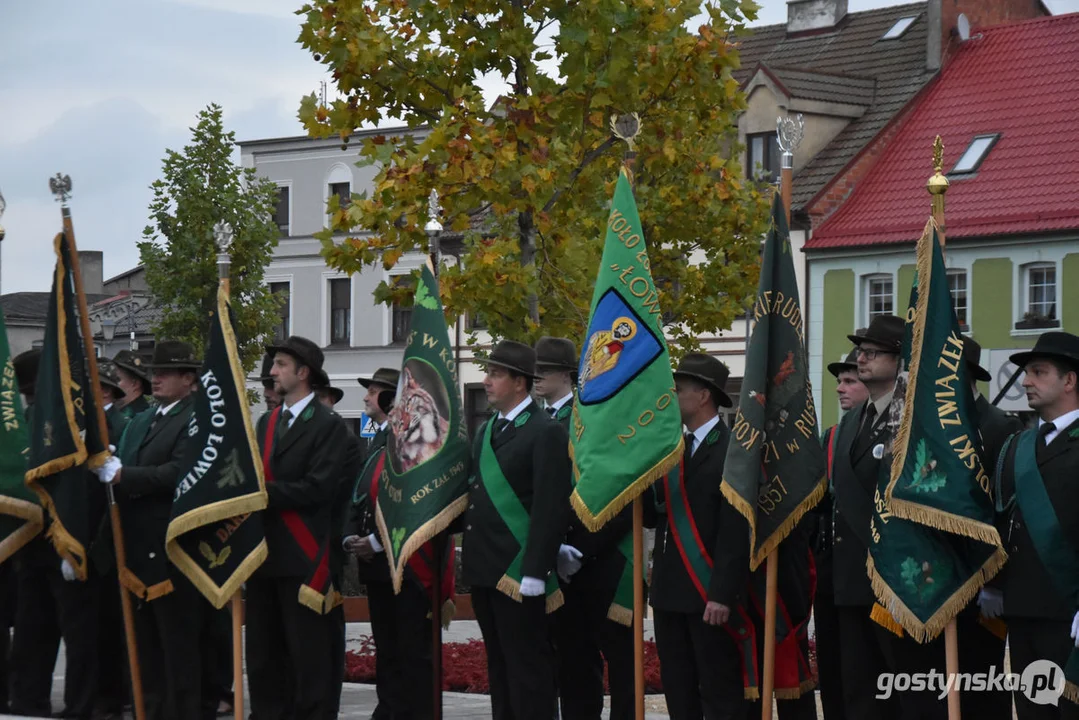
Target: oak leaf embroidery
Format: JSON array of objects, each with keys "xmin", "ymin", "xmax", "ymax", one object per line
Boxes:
[{"xmin": 199, "ymin": 541, "xmax": 232, "ymax": 569}]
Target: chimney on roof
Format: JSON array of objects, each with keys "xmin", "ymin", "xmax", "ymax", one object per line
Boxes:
[
  {"xmin": 78, "ymin": 251, "xmax": 103, "ymax": 296},
  {"xmin": 787, "ymin": 0, "xmax": 848, "ymax": 34}
]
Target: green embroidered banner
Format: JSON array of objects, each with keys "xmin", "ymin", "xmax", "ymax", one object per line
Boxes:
[
  {"xmin": 0, "ymin": 306, "xmax": 42, "ymax": 564},
  {"xmin": 721, "ymin": 192, "xmax": 826, "ymax": 570},
  {"xmin": 25, "ymin": 231, "xmax": 109, "ymax": 580},
  {"xmin": 375, "ymin": 264, "xmax": 471, "ymax": 593},
  {"xmin": 165, "ymin": 285, "xmax": 268, "ymax": 609},
  {"xmin": 569, "ymin": 167, "xmax": 683, "ymax": 530},
  {"xmin": 868, "ymin": 218, "xmax": 1006, "ymax": 642}
]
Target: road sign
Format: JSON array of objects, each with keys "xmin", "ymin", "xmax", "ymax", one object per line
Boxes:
[
  {"xmin": 985, "ymin": 347, "xmax": 1031, "ymax": 412},
  {"xmin": 359, "ymin": 412, "xmax": 378, "ymax": 439}
]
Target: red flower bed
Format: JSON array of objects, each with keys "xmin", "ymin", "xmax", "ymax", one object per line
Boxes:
[
  {"xmin": 344, "ymin": 636, "xmax": 664, "ymax": 694},
  {"xmin": 345, "ymin": 635, "xmax": 818, "ymax": 695}
]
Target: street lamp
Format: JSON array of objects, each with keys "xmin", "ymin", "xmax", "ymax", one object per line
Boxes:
[
  {"xmin": 425, "ymin": 189, "xmax": 442, "ymax": 278},
  {"xmin": 102, "ymin": 320, "xmax": 117, "ymax": 342}
]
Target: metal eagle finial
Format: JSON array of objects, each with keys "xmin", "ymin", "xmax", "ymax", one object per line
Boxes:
[{"xmin": 49, "ymin": 174, "xmax": 73, "ymax": 205}]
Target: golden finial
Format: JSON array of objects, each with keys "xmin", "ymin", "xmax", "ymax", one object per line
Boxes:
[{"xmin": 927, "ymin": 135, "xmax": 949, "ymax": 197}]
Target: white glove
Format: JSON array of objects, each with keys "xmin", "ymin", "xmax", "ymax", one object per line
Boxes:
[
  {"xmin": 1071, "ymin": 610, "xmax": 1079, "ymax": 648},
  {"xmin": 978, "ymin": 588, "xmax": 1004, "ymax": 619},
  {"xmin": 108, "ymin": 444, "xmax": 116, "ymax": 453},
  {"xmin": 61, "ymin": 559, "xmax": 77, "ymax": 582},
  {"xmin": 519, "ymin": 576, "xmax": 545, "ymax": 597},
  {"xmin": 94, "ymin": 456, "xmax": 122, "ymax": 484},
  {"xmin": 367, "ymin": 533, "xmax": 384, "ymax": 553},
  {"xmin": 556, "ymin": 544, "xmax": 584, "ymax": 582}
]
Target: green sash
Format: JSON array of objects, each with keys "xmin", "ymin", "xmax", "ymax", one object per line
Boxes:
[
  {"xmin": 1010, "ymin": 429, "xmax": 1079, "ymax": 702},
  {"xmin": 479, "ymin": 418, "xmax": 563, "ymax": 613}
]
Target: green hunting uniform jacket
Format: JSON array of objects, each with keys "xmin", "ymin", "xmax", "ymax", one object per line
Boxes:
[
  {"xmin": 461, "ymin": 399, "xmax": 571, "ymax": 590},
  {"xmin": 112, "ymin": 394, "xmax": 195, "ymax": 600}
]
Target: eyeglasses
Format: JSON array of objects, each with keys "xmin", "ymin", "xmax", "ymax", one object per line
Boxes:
[{"xmin": 855, "ymin": 348, "xmax": 898, "ymax": 361}]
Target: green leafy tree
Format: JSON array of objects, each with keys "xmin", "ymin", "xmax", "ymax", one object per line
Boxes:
[
  {"xmin": 296, "ymin": 0, "xmax": 771, "ymax": 352},
  {"xmin": 140, "ymin": 104, "xmax": 282, "ymax": 377}
]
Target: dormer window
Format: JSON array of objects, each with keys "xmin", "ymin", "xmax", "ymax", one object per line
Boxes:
[
  {"xmin": 950, "ymin": 134, "xmax": 1000, "ymax": 176},
  {"xmin": 881, "ymin": 16, "xmax": 916, "ymax": 40}
]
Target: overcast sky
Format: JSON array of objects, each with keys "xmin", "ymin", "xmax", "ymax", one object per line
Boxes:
[{"xmin": 1, "ymin": 0, "xmax": 1075, "ymax": 295}]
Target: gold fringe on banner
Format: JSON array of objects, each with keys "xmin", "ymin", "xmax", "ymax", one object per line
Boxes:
[
  {"xmin": 607, "ymin": 603, "xmax": 633, "ymax": 627},
  {"xmin": 722, "ymin": 473, "xmax": 826, "ymax": 572},
  {"xmin": 870, "ymin": 603, "xmax": 905, "ymax": 637},
  {"xmin": 164, "ymin": 285, "xmax": 270, "ymax": 608},
  {"xmin": 376, "ymin": 492, "xmax": 469, "ymax": 596},
  {"xmin": 774, "ymin": 678, "xmax": 818, "ymax": 700},
  {"xmin": 866, "ymin": 544, "xmax": 1007, "ymax": 643},
  {"xmin": 884, "ymin": 217, "xmax": 1004, "ymax": 547},
  {"xmin": 568, "ymin": 432, "xmax": 684, "ymax": 533},
  {"xmin": 0, "ymin": 497, "xmax": 44, "ymax": 564}
]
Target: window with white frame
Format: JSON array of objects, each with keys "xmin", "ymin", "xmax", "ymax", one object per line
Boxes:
[
  {"xmin": 1024, "ymin": 263, "xmax": 1057, "ymax": 322},
  {"xmin": 390, "ymin": 275, "xmax": 414, "ymax": 345},
  {"xmin": 273, "ymin": 186, "xmax": 290, "ymax": 237},
  {"xmin": 269, "ymin": 281, "xmax": 290, "ymax": 342},
  {"xmin": 329, "ymin": 278, "xmax": 351, "ymax": 345},
  {"xmin": 947, "ymin": 269, "xmax": 968, "ymax": 328},
  {"xmin": 864, "ymin": 275, "xmax": 894, "ymax": 323},
  {"xmin": 746, "ymin": 132, "xmax": 780, "ymax": 183}
]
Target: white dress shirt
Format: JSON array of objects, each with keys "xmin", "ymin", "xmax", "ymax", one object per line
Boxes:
[
  {"xmin": 1039, "ymin": 408, "xmax": 1079, "ymax": 445},
  {"xmin": 280, "ymin": 392, "xmax": 316, "ymax": 428},
  {"xmin": 686, "ymin": 414, "xmax": 721, "ymax": 457}
]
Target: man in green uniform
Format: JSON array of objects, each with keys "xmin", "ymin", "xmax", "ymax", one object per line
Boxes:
[
  {"xmin": 344, "ymin": 368, "xmax": 420, "ymax": 720},
  {"xmin": 812, "ymin": 345, "xmax": 868, "ymax": 720},
  {"xmin": 112, "ymin": 349, "xmax": 152, "ymax": 418},
  {"xmin": 250, "ymin": 336, "xmax": 349, "ymax": 719},
  {"xmin": 829, "ymin": 316, "xmax": 903, "ymax": 720},
  {"xmin": 648, "ymin": 352, "xmax": 749, "ymax": 720},
  {"xmin": 539, "ymin": 336, "xmax": 635, "ymax": 720},
  {"xmin": 94, "ymin": 341, "xmax": 205, "ymax": 720},
  {"xmin": 995, "ymin": 332, "xmax": 1079, "ymax": 719},
  {"xmin": 956, "ymin": 336, "xmax": 1023, "ymax": 720},
  {"xmin": 93, "ymin": 349, "xmax": 152, "ymax": 718},
  {"xmin": 462, "ymin": 340, "xmax": 571, "ymax": 720}
]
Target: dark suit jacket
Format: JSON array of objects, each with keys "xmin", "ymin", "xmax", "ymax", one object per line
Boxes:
[
  {"xmin": 345, "ymin": 427, "xmax": 392, "ymax": 585},
  {"xmin": 555, "ymin": 398, "xmax": 634, "ymax": 600},
  {"xmin": 461, "ymin": 400, "xmax": 571, "ymax": 588},
  {"xmin": 114, "ymin": 394, "xmax": 195, "ymax": 594},
  {"xmin": 648, "ymin": 419, "xmax": 749, "ymax": 614},
  {"xmin": 255, "ymin": 398, "xmax": 349, "ymax": 578},
  {"xmin": 331, "ymin": 428, "xmax": 364, "ymax": 588},
  {"xmin": 975, "ymin": 395, "xmax": 1023, "ymax": 482},
  {"xmin": 998, "ymin": 416, "xmax": 1079, "ymax": 620},
  {"xmin": 830, "ymin": 399, "xmax": 891, "ymax": 607}
]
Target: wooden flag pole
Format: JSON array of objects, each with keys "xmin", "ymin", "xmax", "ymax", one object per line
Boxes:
[
  {"xmin": 52, "ymin": 175, "xmax": 147, "ymax": 720},
  {"xmin": 761, "ymin": 551, "xmax": 778, "ymax": 720},
  {"xmin": 215, "ymin": 225, "xmax": 246, "ymax": 720},
  {"xmin": 431, "ymin": 534, "xmax": 445, "ymax": 720},
  {"xmin": 928, "ymin": 137, "xmax": 961, "ymax": 720},
  {"xmin": 759, "ymin": 114, "xmax": 804, "ymax": 720},
  {"xmin": 633, "ymin": 498, "xmax": 645, "ymax": 720},
  {"xmin": 425, "ymin": 195, "xmax": 446, "ymax": 720},
  {"xmin": 609, "ymin": 112, "xmax": 648, "ymax": 720}
]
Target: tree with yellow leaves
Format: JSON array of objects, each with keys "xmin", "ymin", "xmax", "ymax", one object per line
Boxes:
[{"xmin": 297, "ymin": 0, "xmax": 771, "ymax": 351}]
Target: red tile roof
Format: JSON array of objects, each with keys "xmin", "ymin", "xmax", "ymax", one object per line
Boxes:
[{"xmin": 805, "ymin": 13, "xmax": 1079, "ymax": 251}]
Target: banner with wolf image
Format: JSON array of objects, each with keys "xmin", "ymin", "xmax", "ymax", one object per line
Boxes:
[{"xmin": 375, "ymin": 264, "xmax": 471, "ymax": 593}]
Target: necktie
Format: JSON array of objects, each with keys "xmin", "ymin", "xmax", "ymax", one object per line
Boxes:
[
  {"xmin": 149, "ymin": 410, "xmax": 164, "ymax": 432},
  {"xmin": 275, "ymin": 408, "xmax": 293, "ymax": 447},
  {"xmin": 684, "ymin": 431, "xmax": 695, "ymax": 457},
  {"xmin": 854, "ymin": 403, "xmax": 878, "ymax": 454},
  {"xmin": 547, "ymin": 406, "xmax": 557, "ymax": 416},
  {"xmin": 1038, "ymin": 421, "xmax": 1055, "ymax": 447},
  {"xmin": 493, "ymin": 417, "xmax": 510, "ymax": 434}
]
